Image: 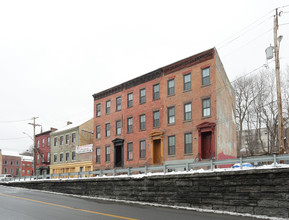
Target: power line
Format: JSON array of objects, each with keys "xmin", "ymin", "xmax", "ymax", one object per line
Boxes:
[
  {"xmin": 0, "ymin": 118, "xmax": 31, "ymax": 123},
  {"xmin": 0, "ymin": 137, "xmax": 28, "ymax": 141}
]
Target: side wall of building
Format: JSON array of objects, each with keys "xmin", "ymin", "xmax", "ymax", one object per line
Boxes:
[{"xmin": 215, "ymin": 51, "xmax": 237, "ymax": 160}]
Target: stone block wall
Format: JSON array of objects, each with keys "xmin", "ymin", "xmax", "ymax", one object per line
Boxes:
[{"xmin": 3, "ymin": 168, "xmax": 289, "ymax": 218}]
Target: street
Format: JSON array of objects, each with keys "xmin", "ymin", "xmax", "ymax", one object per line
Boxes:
[{"xmin": 0, "ymin": 185, "xmax": 266, "ymax": 220}]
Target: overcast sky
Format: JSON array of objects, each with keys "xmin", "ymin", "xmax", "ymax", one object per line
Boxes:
[{"xmin": 0, "ymin": 0, "xmax": 288, "ymax": 153}]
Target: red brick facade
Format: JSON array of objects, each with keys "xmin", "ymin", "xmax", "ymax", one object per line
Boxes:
[
  {"xmin": 92, "ymin": 48, "xmax": 237, "ymax": 170},
  {"xmin": 2, "ymin": 155, "xmax": 21, "ymax": 177},
  {"xmin": 35, "ymin": 128, "xmax": 57, "ymax": 175},
  {"xmin": 21, "ymin": 159, "xmax": 33, "ymax": 176}
]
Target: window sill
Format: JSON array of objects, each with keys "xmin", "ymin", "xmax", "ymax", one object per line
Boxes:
[
  {"xmin": 201, "ymin": 84, "xmax": 211, "ymax": 88},
  {"xmin": 167, "ymin": 94, "xmax": 175, "ymax": 97},
  {"xmin": 168, "ymin": 123, "xmax": 175, "ymax": 126},
  {"xmin": 202, "ymin": 116, "xmax": 211, "ymax": 120},
  {"xmin": 168, "ymin": 155, "xmax": 176, "ymax": 158},
  {"xmin": 183, "ymin": 89, "xmax": 192, "ymax": 93},
  {"xmin": 153, "ymin": 98, "xmax": 160, "ymax": 101},
  {"xmin": 184, "ymin": 119, "xmax": 192, "ymax": 123},
  {"xmin": 184, "ymin": 153, "xmax": 193, "ymax": 156},
  {"xmin": 153, "ymin": 126, "xmax": 160, "ymax": 129}
]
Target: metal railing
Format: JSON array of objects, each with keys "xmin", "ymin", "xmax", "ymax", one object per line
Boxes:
[{"xmin": 3, "ymin": 153, "xmax": 289, "ymax": 182}]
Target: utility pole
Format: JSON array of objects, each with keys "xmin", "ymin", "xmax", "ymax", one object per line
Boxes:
[
  {"xmin": 274, "ymin": 8, "xmax": 285, "ymax": 154},
  {"xmin": 28, "ymin": 117, "xmax": 41, "ymax": 175}
]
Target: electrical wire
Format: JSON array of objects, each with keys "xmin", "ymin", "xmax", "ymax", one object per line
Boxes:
[{"xmin": 0, "ymin": 118, "xmax": 31, "ymax": 123}]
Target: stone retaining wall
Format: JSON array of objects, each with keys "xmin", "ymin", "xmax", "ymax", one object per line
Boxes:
[{"xmin": 3, "ymin": 168, "xmax": 289, "ymax": 218}]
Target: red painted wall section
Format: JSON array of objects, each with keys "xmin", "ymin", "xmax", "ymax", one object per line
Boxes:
[{"xmin": 217, "ymin": 152, "xmax": 236, "ymax": 168}]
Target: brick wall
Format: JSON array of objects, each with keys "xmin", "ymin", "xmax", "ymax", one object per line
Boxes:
[{"xmin": 4, "ymin": 168, "xmax": 289, "ymax": 218}]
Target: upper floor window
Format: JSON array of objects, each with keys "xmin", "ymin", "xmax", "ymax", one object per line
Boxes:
[
  {"xmin": 54, "ymin": 137, "xmax": 58, "ymax": 146},
  {"xmin": 127, "ymin": 93, "xmax": 133, "ymax": 108},
  {"xmin": 54, "ymin": 154, "xmax": 57, "ymax": 162},
  {"xmin": 153, "ymin": 111, "xmax": 160, "ymax": 127},
  {"xmin": 183, "ymin": 73, "xmax": 191, "ymax": 91},
  {"xmin": 41, "ymin": 154, "xmax": 44, "ymax": 162},
  {"xmin": 10, "ymin": 161, "xmax": 13, "ymax": 166},
  {"xmin": 60, "ymin": 136, "xmax": 64, "ymax": 145},
  {"xmin": 4, "ymin": 160, "xmax": 7, "ymax": 165},
  {"xmin": 127, "ymin": 117, "xmax": 133, "ymax": 133},
  {"xmin": 140, "ymin": 114, "xmax": 146, "ymax": 131},
  {"xmin": 65, "ymin": 134, "xmax": 69, "ymax": 145},
  {"xmin": 168, "ymin": 135, "xmax": 175, "ymax": 156},
  {"xmin": 42, "ymin": 138, "xmax": 45, "ymax": 147},
  {"xmin": 168, "ymin": 106, "xmax": 175, "ymax": 125},
  {"xmin": 96, "ymin": 103, "xmax": 101, "ymax": 117},
  {"xmin": 47, "ymin": 137, "xmax": 50, "ymax": 146},
  {"xmin": 184, "ymin": 133, "xmax": 192, "ymax": 154},
  {"xmin": 72, "ymin": 151, "xmax": 76, "ymax": 160},
  {"xmin": 140, "ymin": 140, "xmax": 146, "ymax": 159},
  {"xmin": 96, "ymin": 125, "xmax": 101, "ymax": 139},
  {"xmin": 202, "ymin": 67, "xmax": 210, "ymax": 86},
  {"xmin": 66, "ymin": 152, "xmax": 69, "ymax": 161},
  {"xmin": 47, "ymin": 152, "xmax": 50, "ymax": 162},
  {"xmin": 105, "ymin": 123, "xmax": 111, "ymax": 137},
  {"xmin": 127, "ymin": 142, "xmax": 133, "ymax": 160},
  {"xmin": 106, "ymin": 100, "xmax": 111, "ymax": 114},
  {"xmin": 140, "ymin": 88, "xmax": 146, "ymax": 104},
  {"xmin": 153, "ymin": 84, "xmax": 160, "ymax": 100},
  {"xmin": 168, "ymin": 79, "xmax": 175, "ymax": 96},
  {"xmin": 116, "ymin": 120, "xmax": 121, "ymax": 135},
  {"xmin": 72, "ymin": 133, "xmax": 76, "ymax": 143},
  {"xmin": 116, "ymin": 97, "xmax": 121, "ymax": 111},
  {"xmin": 184, "ymin": 103, "xmax": 192, "ymax": 121},
  {"xmin": 37, "ymin": 140, "xmax": 40, "ymax": 148},
  {"xmin": 202, "ymin": 98, "xmax": 211, "ymax": 117},
  {"xmin": 96, "ymin": 148, "xmax": 101, "ymax": 163}
]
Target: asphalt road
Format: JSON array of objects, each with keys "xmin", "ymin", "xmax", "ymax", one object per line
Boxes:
[{"xmin": 0, "ymin": 185, "xmax": 266, "ymax": 220}]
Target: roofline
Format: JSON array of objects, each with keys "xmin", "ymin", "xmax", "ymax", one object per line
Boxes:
[{"xmin": 92, "ymin": 48, "xmax": 215, "ymax": 101}]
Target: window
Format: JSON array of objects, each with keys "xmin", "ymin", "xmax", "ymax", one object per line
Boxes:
[
  {"xmin": 37, "ymin": 140, "xmax": 40, "ymax": 148},
  {"xmin": 202, "ymin": 67, "xmax": 210, "ymax": 86},
  {"xmin": 116, "ymin": 120, "xmax": 121, "ymax": 135},
  {"xmin": 168, "ymin": 79, "xmax": 175, "ymax": 96},
  {"xmin": 72, "ymin": 133, "xmax": 76, "ymax": 143},
  {"xmin": 153, "ymin": 84, "xmax": 160, "ymax": 100},
  {"xmin": 116, "ymin": 97, "xmax": 121, "ymax": 111},
  {"xmin": 202, "ymin": 98, "xmax": 211, "ymax": 117},
  {"xmin": 4, "ymin": 168, "xmax": 7, "ymax": 174},
  {"xmin": 140, "ymin": 88, "xmax": 146, "ymax": 104},
  {"xmin": 60, "ymin": 136, "xmax": 64, "ymax": 145},
  {"xmin": 96, "ymin": 148, "xmax": 100, "ymax": 163},
  {"xmin": 42, "ymin": 138, "xmax": 45, "ymax": 147},
  {"xmin": 27, "ymin": 170, "xmax": 30, "ymax": 174},
  {"xmin": 184, "ymin": 103, "xmax": 192, "ymax": 121},
  {"xmin": 96, "ymin": 125, "xmax": 101, "ymax": 139},
  {"xmin": 37, "ymin": 155, "xmax": 39, "ymax": 164},
  {"xmin": 47, "ymin": 137, "xmax": 50, "ymax": 146},
  {"xmin": 184, "ymin": 73, "xmax": 191, "ymax": 91},
  {"xmin": 16, "ymin": 161, "xmax": 19, "ymax": 166},
  {"xmin": 96, "ymin": 103, "xmax": 101, "ymax": 117},
  {"xmin": 140, "ymin": 114, "xmax": 146, "ymax": 131},
  {"xmin": 66, "ymin": 152, "xmax": 69, "ymax": 161},
  {"xmin": 10, "ymin": 169, "xmax": 13, "ymax": 174},
  {"xmin": 47, "ymin": 153, "xmax": 50, "ymax": 162},
  {"xmin": 54, "ymin": 154, "xmax": 57, "ymax": 162},
  {"xmin": 54, "ymin": 137, "xmax": 58, "ymax": 146},
  {"xmin": 4, "ymin": 160, "xmax": 7, "ymax": 165},
  {"xmin": 27, "ymin": 163, "xmax": 30, "ymax": 167},
  {"xmin": 168, "ymin": 106, "xmax": 175, "ymax": 124},
  {"xmin": 65, "ymin": 134, "xmax": 69, "ymax": 145},
  {"xmin": 23, "ymin": 170, "xmax": 25, "ymax": 174},
  {"xmin": 105, "ymin": 146, "xmax": 110, "ymax": 162},
  {"xmin": 60, "ymin": 153, "xmax": 63, "ymax": 162},
  {"xmin": 185, "ymin": 133, "xmax": 192, "ymax": 154},
  {"xmin": 127, "ymin": 93, "xmax": 133, "ymax": 108},
  {"xmin": 10, "ymin": 161, "xmax": 13, "ymax": 166},
  {"xmin": 127, "ymin": 117, "xmax": 133, "ymax": 133},
  {"xmin": 140, "ymin": 140, "xmax": 146, "ymax": 159},
  {"xmin": 72, "ymin": 151, "xmax": 76, "ymax": 160},
  {"xmin": 106, "ymin": 100, "xmax": 111, "ymax": 114},
  {"xmin": 22, "ymin": 163, "xmax": 25, "ymax": 167},
  {"xmin": 153, "ymin": 111, "xmax": 160, "ymax": 127},
  {"xmin": 168, "ymin": 136, "xmax": 175, "ymax": 155},
  {"xmin": 105, "ymin": 123, "xmax": 110, "ymax": 137},
  {"xmin": 41, "ymin": 154, "xmax": 44, "ymax": 163},
  {"xmin": 127, "ymin": 142, "xmax": 133, "ymax": 160}
]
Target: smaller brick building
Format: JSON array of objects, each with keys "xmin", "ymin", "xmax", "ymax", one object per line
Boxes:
[
  {"xmin": 1, "ymin": 150, "xmax": 22, "ymax": 177},
  {"xmin": 35, "ymin": 128, "xmax": 57, "ymax": 175},
  {"xmin": 21, "ymin": 156, "xmax": 33, "ymax": 176}
]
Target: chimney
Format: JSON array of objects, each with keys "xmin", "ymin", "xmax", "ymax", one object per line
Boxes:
[
  {"xmin": 50, "ymin": 127, "xmax": 58, "ymax": 132},
  {"xmin": 67, "ymin": 121, "xmax": 73, "ymax": 126}
]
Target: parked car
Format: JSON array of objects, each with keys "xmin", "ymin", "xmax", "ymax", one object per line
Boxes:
[
  {"xmin": 0, "ymin": 174, "xmax": 13, "ymax": 181},
  {"xmin": 231, "ymin": 163, "xmax": 253, "ymax": 168}
]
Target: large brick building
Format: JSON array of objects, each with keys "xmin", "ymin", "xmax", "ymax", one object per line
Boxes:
[
  {"xmin": 1, "ymin": 150, "xmax": 22, "ymax": 177},
  {"xmin": 35, "ymin": 128, "xmax": 57, "ymax": 175},
  {"xmin": 92, "ymin": 48, "xmax": 237, "ymax": 170}
]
